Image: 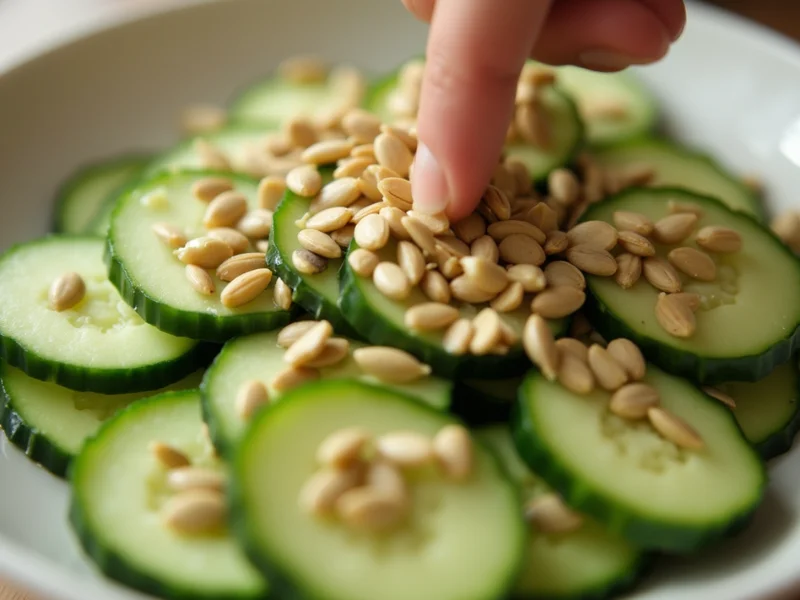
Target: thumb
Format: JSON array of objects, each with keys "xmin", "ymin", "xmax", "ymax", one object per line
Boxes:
[{"xmin": 411, "ymin": 0, "xmax": 553, "ymax": 221}]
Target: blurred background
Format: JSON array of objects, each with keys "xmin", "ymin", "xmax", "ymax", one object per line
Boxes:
[{"xmin": 707, "ymin": 0, "xmax": 800, "ymax": 39}]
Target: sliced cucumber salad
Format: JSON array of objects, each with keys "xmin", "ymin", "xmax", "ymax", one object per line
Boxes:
[
  {"xmin": 202, "ymin": 328, "xmax": 452, "ymax": 457},
  {"xmin": 232, "ymin": 379, "xmax": 525, "ymax": 600},
  {"xmin": 70, "ymin": 389, "xmax": 267, "ymax": 600},
  {"xmin": 3, "ymin": 52, "xmax": 800, "ymax": 600}
]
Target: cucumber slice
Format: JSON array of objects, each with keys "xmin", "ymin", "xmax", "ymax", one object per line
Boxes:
[
  {"xmin": 145, "ymin": 123, "xmax": 276, "ymax": 177},
  {"xmin": 513, "ymin": 366, "xmax": 766, "ymax": 552},
  {"xmin": 339, "ymin": 240, "xmax": 568, "ymax": 379},
  {"xmin": 202, "ymin": 330, "xmax": 452, "ymax": 457},
  {"xmin": 554, "ymin": 66, "xmax": 658, "ymax": 147},
  {"xmin": 69, "ymin": 390, "xmax": 267, "ymax": 600},
  {"xmin": 0, "ymin": 363, "xmax": 202, "ymax": 477},
  {"xmin": 592, "ymin": 138, "xmax": 762, "ymax": 218},
  {"xmin": 582, "ymin": 188, "xmax": 800, "ymax": 383},
  {"xmin": 232, "ymin": 379, "xmax": 525, "ymax": 600},
  {"xmin": 451, "ymin": 377, "xmax": 522, "ymax": 425},
  {"xmin": 477, "ymin": 426, "xmax": 645, "ymax": 600},
  {"xmin": 267, "ymin": 182, "xmax": 354, "ymax": 333},
  {"xmin": 53, "ymin": 155, "xmax": 150, "ymax": 234},
  {"xmin": 230, "ymin": 73, "xmax": 356, "ymax": 126},
  {"xmin": 504, "ymin": 84, "xmax": 585, "ymax": 183},
  {"xmin": 107, "ymin": 170, "xmax": 293, "ymax": 341},
  {"xmin": 0, "ymin": 236, "xmax": 203, "ymax": 393},
  {"xmin": 723, "ymin": 359, "xmax": 800, "ymax": 460}
]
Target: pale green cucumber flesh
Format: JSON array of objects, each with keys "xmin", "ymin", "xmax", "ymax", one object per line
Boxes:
[
  {"xmin": 145, "ymin": 124, "xmax": 276, "ymax": 177},
  {"xmin": 232, "ymin": 379, "xmax": 525, "ymax": 600},
  {"xmin": 201, "ymin": 331, "xmax": 452, "ymax": 457},
  {"xmin": 107, "ymin": 170, "xmax": 292, "ymax": 342},
  {"xmin": 0, "ymin": 363, "xmax": 202, "ymax": 477},
  {"xmin": 554, "ymin": 65, "xmax": 657, "ymax": 146},
  {"xmin": 582, "ymin": 188, "xmax": 800, "ymax": 384},
  {"xmin": 513, "ymin": 366, "xmax": 766, "ymax": 552},
  {"xmin": 477, "ymin": 426, "xmax": 645, "ymax": 600},
  {"xmin": 0, "ymin": 236, "xmax": 201, "ymax": 393},
  {"xmin": 231, "ymin": 77, "xmax": 351, "ymax": 125},
  {"xmin": 339, "ymin": 239, "xmax": 568, "ymax": 379},
  {"xmin": 723, "ymin": 359, "xmax": 800, "ymax": 459},
  {"xmin": 54, "ymin": 155, "xmax": 150, "ymax": 234},
  {"xmin": 69, "ymin": 390, "xmax": 267, "ymax": 600},
  {"xmin": 592, "ymin": 138, "xmax": 762, "ymax": 218}
]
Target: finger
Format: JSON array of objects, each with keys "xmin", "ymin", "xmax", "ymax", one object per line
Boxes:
[
  {"xmin": 531, "ymin": 0, "xmax": 676, "ymax": 71},
  {"xmin": 636, "ymin": 0, "xmax": 687, "ymax": 41},
  {"xmin": 401, "ymin": 0, "xmax": 435, "ymax": 23},
  {"xmin": 412, "ymin": 0, "xmax": 553, "ymax": 220}
]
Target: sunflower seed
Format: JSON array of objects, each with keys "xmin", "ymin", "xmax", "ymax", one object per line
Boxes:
[
  {"xmin": 277, "ymin": 321, "xmax": 317, "ymax": 348},
  {"xmin": 436, "ymin": 236, "xmax": 470, "ymax": 257},
  {"xmin": 498, "ymin": 234, "xmax": 545, "ymax": 266},
  {"xmin": 49, "ymin": 272, "xmax": 86, "ymax": 311},
  {"xmin": 369, "ymin": 262, "xmax": 410, "ymax": 300},
  {"xmin": 235, "ymin": 380, "xmax": 269, "ymax": 420},
  {"xmin": 453, "ymin": 213, "xmax": 487, "ymax": 244},
  {"xmin": 377, "ymin": 206, "xmax": 410, "ymax": 240},
  {"xmin": 558, "ymin": 350, "xmax": 595, "ymax": 395},
  {"xmin": 216, "ymin": 252, "xmax": 266, "ymax": 282},
  {"xmin": 220, "ymin": 268, "xmax": 272, "ymax": 308},
  {"xmin": 440, "ymin": 256, "xmax": 464, "ymax": 280},
  {"xmin": 420, "ymin": 270, "xmax": 451, "ymax": 303},
  {"xmin": 350, "ymin": 201, "xmax": 384, "ymax": 224},
  {"xmin": 353, "ymin": 213, "xmax": 390, "ymax": 251},
  {"xmin": 278, "ymin": 55, "xmax": 327, "ymax": 82},
  {"xmin": 303, "ymin": 207, "xmax": 350, "ymax": 233},
  {"xmin": 458, "ymin": 256, "xmax": 508, "ymax": 294},
  {"xmin": 301, "ymin": 139, "xmax": 354, "ymax": 165},
  {"xmin": 283, "ymin": 320, "xmax": 333, "ymax": 367},
  {"xmin": 353, "ymin": 347, "xmax": 432, "ymax": 383},
  {"xmin": 334, "ymin": 156, "xmax": 374, "ymax": 179},
  {"xmin": 330, "ymin": 224, "xmax": 356, "ymax": 248},
  {"xmin": 612, "ymin": 210, "xmax": 654, "ymax": 236},
  {"xmin": 566, "ymin": 221, "xmax": 618, "ymax": 251},
  {"xmin": 162, "ymin": 489, "xmax": 226, "ymax": 535},
  {"xmin": 523, "ymin": 314, "xmax": 559, "ymax": 380},
  {"xmin": 440, "ymin": 318, "xmax": 472, "ymax": 355},
  {"xmin": 618, "ymin": 230, "xmax": 655, "ymax": 257},
  {"xmin": 655, "ymin": 293, "xmax": 696, "ymax": 338},
  {"xmin": 470, "ymin": 235, "xmax": 500, "ymax": 263},
  {"xmin": 565, "ymin": 245, "xmax": 617, "ymax": 276},
  {"xmin": 286, "ymin": 165, "xmax": 323, "ymax": 197},
  {"xmin": 542, "ymin": 230, "xmax": 567, "ymax": 255},
  {"xmin": 544, "ymin": 261, "xmax": 586, "ymax": 289},
  {"xmin": 433, "ymin": 425, "xmax": 473, "ymax": 481},
  {"xmin": 374, "ymin": 133, "xmax": 413, "ymax": 177},
  {"xmin": 587, "ymin": 344, "xmax": 629, "ymax": 391},
  {"xmin": 271, "ymin": 365, "xmax": 321, "ymax": 392},
  {"xmin": 181, "ymin": 104, "xmax": 226, "ymax": 135},
  {"xmin": 381, "ymin": 124, "xmax": 417, "ymax": 152},
  {"xmin": 647, "ymin": 407, "xmax": 704, "ymax": 450},
  {"xmin": 292, "ymin": 249, "xmax": 328, "ymax": 274},
  {"xmin": 191, "ymin": 177, "xmax": 233, "ymax": 203},
  {"xmin": 614, "ymin": 253, "xmax": 641, "ymax": 289},
  {"xmin": 347, "ymin": 248, "xmax": 379, "ymax": 278},
  {"xmin": 167, "ymin": 467, "xmax": 226, "ymax": 493},
  {"xmin": 667, "ymin": 246, "xmax": 716, "ymax": 281},
  {"xmin": 516, "ymin": 101, "xmax": 551, "ymax": 148},
  {"xmin": 610, "ymin": 383, "xmax": 660, "ymax": 420},
  {"xmin": 237, "ymin": 209, "xmax": 273, "ymax": 239},
  {"xmin": 469, "ymin": 308, "xmax": 504, "ymax": 355},
  {"xmin": 524, "ymin": 494, "xmax": 584, "ymax": 534},
  {"xmin": 643, "ymin": 257, "xmax": 682, "ymax": 293},
  {"xmin": 376, "ymin": 431, "xmax": 434, "ymax": 468},
  {"xmin": 367, "ymin": 460, "xmax": 408, "ymax": 503},
  {"xmin": 668, "ymin": 200, "xmax": 705, "ymax": 217},
  {"xmin": 525, "ymin": 202, "xmax": 559, "ymax": 233},
  {"xmin": 341, "ymin": 108, "xmax": 381, "ymax": 141},
  {"xmin": 695, "ymin": 226, "xmax": 743, "ymax": 254},
  {"xmin": 207, "ymin": 227, "xmax": 249, "ymax": 254},
  {"xmin": 450, "ymin": 275, "xmax": 497, "ymax": 303},
  {"xmin": 150, "ymin": 441, "xmax": 191, "ymax": 469},
  {"xmin": 703, "ymin": 386, "xmax": 736, "ymax": 408},
  {"xmin": 555, "ymin": 337, "xmax": 588, "ymax": 362},
  {"xmin": 317, "ymin": 427, "xmax": 371, "ymax": 469},
  {"xmin": 652, "ymin": 213, "xmax": 698, "ymax": 245},
  {"xmin": 402, "ymin": 216, "xmax": 438, "ymax": 256},
  {"xmin": 405, "ymin": 303, "xmax": 460, "ymax": 331},
  {"xmin": 377, "ymin": 177, "xmax": 413, "ymax": 210},
  {"xmin": 395, "ymin": 240, "xmax": 426, "ymax": 285},
  {"xmin": 548, "ymin": 168, "xmax": 581, "ymax": 206},
  {"xmin": 203, "ymin": 190, "xmax": 248, "ymax": 229},
  {"xmin": 504, "ymin": 264, "xmax": 544, "ymax": 293},
  {"xmin": 176, "ymin": 237, "xmax": 233, "ymax": 269},
  {"xmin": 531, "ymin": 286, "xmax": 586, "ymax": 319},
  {"xmin": 194, "ymin": 138, "xmax": 231, "ymax": 171},
  {"xmin": 152, "ymin": 222, "xmax": 187, "ymax": 249},
  {"xmin": 304, "ymin": 337, "xmax": 350, "ymax": 369},
  {"xmin": 407, "ymin": 210, "xmax": 450, "ymax": 236},
  {"xmin": 487, "ymin": 220, "xmax": 546, "ymax": 244},
  {"xmin": 336, "ymin": 487, "xmax": 407, "ymax": 531},
  {"xmin": 300, "ymin": 465, "xmax": 363, "ymax": 516},
  {"xmin": 351, "ymin": 142, "xmax": 376, "ymax": 159},
  {"xmin": 185, "ymin": 264, "xmax": 215, "ymax": 295},
  {"xmin": 358, "ymin": 164, "xmax": 395, "ymax": 201},
  {"xmin": 270, "ymin": 277, "xmax": 292, "ymax": 310},
  {"xmin": 296, "ymin": 229, "xmax": 341, "ymax": 259},
  {"xmin": 489, "ymin": 281, "xmax": 524, "ymax": 313},
  {"xmin": 606, "ymin": 338, "xmax": 646, "ymax": 381}
]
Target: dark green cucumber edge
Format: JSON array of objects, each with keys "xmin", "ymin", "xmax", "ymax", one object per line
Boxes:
[
  {"xmin": 742, "ymin": 370, "xmax": 800, "ymax": 461},
  {"xmin": 200, "ymin": 347, "xmax": 238, "ymax": 460},
  {"xmin": 339, "ymin": 248, "xmax": 540, "ymax": 379},
  {"xmin": 230, "ymin": 378, "xmax": 526, "ymax": 600},
  {"xmin": 0, "ymin": 234, "xmax": 212, "ymax": 393},
  {"xmin": 68, "ymin": 389, "xmax": 263, "ymax": 600},
  {"xmin": 511, "ymin": 372, "xmax": 767, "ymax": 553},
  {"xmin": 583, "ymin": 187, "xmax": 800, "ymax": 384},
  {"xmin": 594, "ymin": 137, "xmax": 764, "ymax": 220},
  {"xmin": 450, "ymin": 382, "xmax": 513, "ymax": 426},
  {"xmin": 52, "ymin": 153, "xmax": 152, "ymax": 233},
  {"xmin": 105, "ymin": 169, "xmax": 296, "ymax": 342},
  {"xmin": 0, "ymin": 362, "xmax": 71, "ymax": 477}
]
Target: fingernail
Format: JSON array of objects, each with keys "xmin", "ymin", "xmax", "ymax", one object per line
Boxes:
[
  {"xmin": 411, "ymin": 143, "xmax": 450, "ymax": 214},
  {"xmin": 578, "ymin": 50, "xmax": 641, "ymax": 71}
]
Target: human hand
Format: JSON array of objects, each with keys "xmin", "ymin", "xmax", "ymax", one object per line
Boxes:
[{"xmin": 403, "ymin": 0, "xmax": 686, "ymax": 220}]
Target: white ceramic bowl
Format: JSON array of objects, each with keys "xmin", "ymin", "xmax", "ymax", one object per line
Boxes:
[{"xmin": 1, "ymin": 1, "xmax": 800, "ymax": 599}]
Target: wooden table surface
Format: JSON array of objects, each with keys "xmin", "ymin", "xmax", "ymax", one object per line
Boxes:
[{"xmin": 1, "ymin": 1, "xmax": 800, "ymax": 599}]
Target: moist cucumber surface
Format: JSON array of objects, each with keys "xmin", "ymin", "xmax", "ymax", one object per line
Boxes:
[
  {"xmin": 145, "ymin": 123, "xmax": 276, "ymax": 177},
  {"xmin": 582, "ymin": 188, "xmax": 800, "ymax": 383},
  {"xmin": 202, "ymin": 330, "xmax": 452, "ymax": 457},
  {"xmin": 554, "ymin": 66, "xmax": 657, "ymax": 146},
  {"xmin": 69, "ymin": 390, "xmax": 267, "ymax": 600},
  {"xmin": 54, "ymin": 155, "xmax": 150, "ymax": 235},
  {"xmin": 0, "ymin": 236, "xmax": 202, "ymax": 393},
  {"xmin": 0, "ymin": 364, "xmax": 203, "ymax": 477},
  {"xmin": 592, "ymin": 138, "xmax": 762, "ymax": 218},
  {"xmin": 266, "ymin": 182, "xmax": 352, "ymax": 332},
  {"xmin": 513, "ymin": 366, "xmax": 766, "ymax": 552},
  {"xmin": 232, "ymin": 379, "xmax": 525, "ymax": 600},
  {"xmin": 723, "ymin": 360, "xmax": 800, "ymax": 460},
  {"xmin": 107, "ymin": 170, "xmax": 292, "ymax": 341},
  {"xmin": 477, "ymin": 426, "xmax": 645, "ymax": 600},
  {"xmin": 339, "ymin": 239, "xmax": 568, "ymax": 379}
]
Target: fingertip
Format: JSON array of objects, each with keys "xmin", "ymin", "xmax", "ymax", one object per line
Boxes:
[
  {"xmin": 401, "ymin": 0, "xmax": 435, "ymax": 23},
  {"xmin": 411, "ymin": 143, "xmax": 451, "ymax": 215}
]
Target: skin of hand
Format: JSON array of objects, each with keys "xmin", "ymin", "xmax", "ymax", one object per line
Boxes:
[{"xmin": 403, "ymin": 0, "xmax": 686, "ymax": 221}]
